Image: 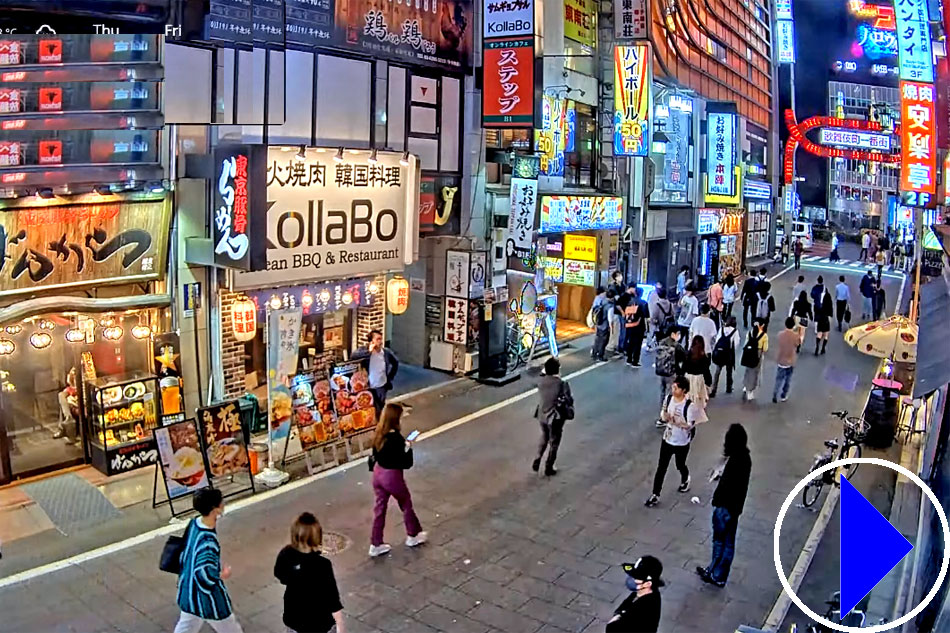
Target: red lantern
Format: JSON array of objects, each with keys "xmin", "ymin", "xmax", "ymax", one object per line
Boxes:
[
  {"xmin": 231, "ymin": 295, "xmax": 258, "ymax": 341},
  {"xmin": 387, "ymin": 277, "xmax": 410, "ymax": 315}
]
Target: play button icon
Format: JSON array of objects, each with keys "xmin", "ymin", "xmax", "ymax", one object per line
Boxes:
[{"xmin": 840, "ymin": 475, "xmax": 913, "ymax": 618}]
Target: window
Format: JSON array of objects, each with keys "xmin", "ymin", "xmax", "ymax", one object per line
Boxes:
[{"xmin": 565, "ymin": 103, "xmax": 596, "ymax": 187}]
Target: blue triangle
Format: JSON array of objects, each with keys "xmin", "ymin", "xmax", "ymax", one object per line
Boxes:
[{"xmin": 839, "ymin": 475, "xmax": 913, "ymax": 619}]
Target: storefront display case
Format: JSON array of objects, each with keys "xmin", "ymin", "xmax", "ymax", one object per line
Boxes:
[{"xmin": 85, "ymin": 370, "xmax": 160, "ymax": 476}]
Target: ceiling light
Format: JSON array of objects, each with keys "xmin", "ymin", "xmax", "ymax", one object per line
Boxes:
[
  {"xmin": 368, "ymin": 148, "xmax": 379, "ymax": 164},
  {"xmin": 29, "ymin": 332, "xmax": 52, "ymax": 349},
  {"xmin": 37, "ymin": 188, "xmax": 55, "ymax": 199},
  {"xmin": 131, "ymin": 325, "xmax": 151, "ymax": 339},
  {"xmin": 0, "ymin": 339, "xmax": 15, "ymax": 355},
  {"xmin": 102, "ymin": 326, "xmax": 123, "ymax": 341},
  {"xmin": 65, "ymin": 329, "xmax": 85, "ymax": 343},
  {"xmin": 399, "ymin": 151, "xmax": 410, "ymax": 166},
  {"xmin": 333, "ymin": 147, "xmax": 345, "ymax": 163},
  {"xmin": 294, "ymin": 145, "xmax": 307, "ymax": 163}
]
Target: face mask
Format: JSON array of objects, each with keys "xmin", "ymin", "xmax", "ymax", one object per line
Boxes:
[{"xmin": 625, "ymin": 576, "xmax": 639, "ymax": 592}]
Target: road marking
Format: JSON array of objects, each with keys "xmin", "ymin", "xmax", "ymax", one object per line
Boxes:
[
  {"xmin": 804, "ymin": 255, "xmax": 821, "ymax": 261},
  {"xmin": 768, "ymin": 264, "xmax": 794, "ymax": 282},
  {"xmin": 0, "ymin": 357, "xmax": 611, "ymax": 589},
  {"xmin": 801, "ymin": 260, "xmax": 906, "ymax": 280},
  {"xmin": 391, "ymin": 377, "xmax": 467, "ymax": 404}
]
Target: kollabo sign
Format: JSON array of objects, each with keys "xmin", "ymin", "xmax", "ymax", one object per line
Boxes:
[
  {"xmin": 483, "ymin": 0, "xmax": 534, "ymax": 38},
  {"xmin": 233, "ymin": 148, "xmax": 419, "ymax": 290}
]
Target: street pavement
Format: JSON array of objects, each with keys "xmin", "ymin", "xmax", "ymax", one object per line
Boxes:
[{"xmin": 0, "ymin": 262, "xmax": 904, "ymax": 633}]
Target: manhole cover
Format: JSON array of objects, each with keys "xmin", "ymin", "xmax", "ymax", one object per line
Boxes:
[{"xmin": 321, "ymin": 531, "xmax": 351, "ymax": 556}]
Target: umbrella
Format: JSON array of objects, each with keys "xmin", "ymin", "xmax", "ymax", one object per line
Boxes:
[{"xmin": 844, "ymin": 315, "xmax": 918, "ymax": 363}]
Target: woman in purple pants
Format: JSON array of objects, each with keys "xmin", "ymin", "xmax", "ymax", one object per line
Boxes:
[{"xmin": 368, "ymin": 403, "xmax": 427, "ymax": 557}]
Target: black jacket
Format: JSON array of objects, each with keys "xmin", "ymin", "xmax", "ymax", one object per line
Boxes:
[
  {"xmin": 740, "ymin": 278, "xmax": 759, "ymax": 306},
  {"xmin": 606, "ymin": 591, "xmax": 661, "ymax": 633},
  {"xmin": 274, "ymin": 547, "xmax": 343, "ymax": 633},
  {"xmin": 372, "ymin": 431, "xmax": 414, "ymax": 470},
  {"xmin": 351, "ymin": 346, "xmax": 400, "ymax": 390},
  {"xmin": 712, "ymin": 449, "xmax": 752, "ymax": 515},
  {"xmin": 683, "ymin": 355, "xmax": 712, "ymax": 386}
]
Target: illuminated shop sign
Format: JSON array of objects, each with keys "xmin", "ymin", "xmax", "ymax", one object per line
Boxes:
[
  {"xmin": 483, "ymin": 0, "xmax": 534, "ymax": 38},
  {"xmin": 776, "ymin": 19, "xmax": 796, "ymax": 64},
  {"xmin": 697, "ymin": 209, "xmax": 718, "ymax": 235},
  {"xmin": 893, "ymin": 0, "xmax": 934, "ymax": 83},
  {"xmin": 705, "ymin": 111, "xmax": 736, "ymax": 197},
  {"xmin": 536, "ymin": 94, "xmax": 567, "ymax": 176},
  {"xmin": 899, "ymin": 80, "xmax": 936, "ymax": 197},
  {"xmin": 775, "ymin": 0, "xmax": 793, "ymax": 20},
  {"xmin": 564, "ymin": 234, "xmax": 597, "ymax": 262},
  {"xmin": 213, "ymin": 149, "xmax": 252, "ymax": 270},
  {"xmin": 482, "ymin": 38, "xmax": 535, "ymax": 128},
  {"xmin": 614, "ymin": 45, "xmax": 650, "ymax": 156},
  {"xmin": 819, "ymin": 128, "xmax": 892, "ymax": 151},
  {"xmin": 539, "ymin": 195, "xmax": 623, "ymax": 233},
  {"xmin": 742, "ymin": 180, "xmax": 772, "ymax": 200}
]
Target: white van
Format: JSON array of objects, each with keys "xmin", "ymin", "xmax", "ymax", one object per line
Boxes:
[{"xmin": 789, "ymin": 220, "xmax": 814, "ymax": 250}]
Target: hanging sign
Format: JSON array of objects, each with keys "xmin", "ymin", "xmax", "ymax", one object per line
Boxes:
[
  {"xmin": 776, "ymin": 20, "xmax": 796, "ymax": 64},
  {"xmin": 483, "ymin": 0, "xmax": 534, "ymax": 38},
  {"xmin": 212, "ymin": 146, "xmax": 259, "ymax": 270},
  {"xmin": 507, "ymin": 177, "xmax": 538, "ymax": 256},
  {"xmin": 893, "ymin": 0, "xmax": 934, "ymax": 83},
  {"xmin": 469, "ymin": 251, "xmax": 487, "ymax": 299},
  {"xmin": 445, "ymin": 250, "xmax": 471, "ymax": 298},
  {"xmin": 614, "ymin": 45, "xmax": 650, "ymax": 156},
  {"xmin": 899, "ymin": 80, "xmax": 937, "ymax": 195},
  {"xmin": 564, "ymin": 235, "xmax": 597, "ymax": 262},
  {"xmin": 443, "ymin": 296, "xmax": 469, "ymax": 344},
  {"xmin": 615, "ymin": 0, "xmax": 648, "ymax": 39},
  {"xmin": 387, "ymin": 276, "xmax": 410, "ymax": 314},
  {"xmin": 482, "ymin": 38, "xmax": 535, "ymax": 128}
]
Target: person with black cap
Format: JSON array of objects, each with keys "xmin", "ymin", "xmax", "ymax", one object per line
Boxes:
[{"xmin": 606, "ymin": 556, "xmax": 664, "ymax": 633}]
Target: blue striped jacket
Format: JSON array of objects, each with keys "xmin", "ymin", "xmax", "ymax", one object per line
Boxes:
[{"xmin": 177, "ymin": 519, "xmax": 233, "ymax": 620}]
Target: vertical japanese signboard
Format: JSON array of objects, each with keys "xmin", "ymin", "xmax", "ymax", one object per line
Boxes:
[
  {"xmin": 615, "ymin": 0, "xmax": 648, "ymax": 39},
  {"xmin": 213, "ymin": 147, "xmax": 251, "ymax": 270},
  {"xmin": 267, "ymin": 307, "xmax": 302, "ymax": 442},
  {"xmin": 705, "ymin": 111, "xmax": 737, "ymax": 197},
  {"xmin": 776, "ymin": 19, "xmax": 796, "ymax": 64},
  {"xmin": 899, "ymin": 80, "xmax": 937, "ymax": 196},
  {"xmin": 198, "ymin": 400, "xmax": 251, "ymax": 481},
  {"xmin": 614, "ymin": 45, "xmax": 650, "ymax": 156},
  {"xmin": 507, "ymin": 178, "xmax": 538, "ymax": 257},
  {"xmin": 537, "ymin": 94, "xmax": 567, "ymax": 176},
  {"xmin": 893, "ymin": 0, "xmax": 934, "ymax": 83},
  {"xmin": 482, "ymin": 38, "xmax": 534, "ymax": 128},
  {"xmin": 443, "ymin": 296, "xmax": 469, "ymax": 344},
  {"xmin": 564, "ymin": 0, "xmax": 596, "ymax": 47}
]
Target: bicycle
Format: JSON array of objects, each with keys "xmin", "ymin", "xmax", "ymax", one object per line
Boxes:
[
  {"xmin": 801, "ymin": 411, "xmax": 867, "ymax": 508},
  {"xmin": 789, "ymin": 590, "xmax": 885, "ymax": 631}
]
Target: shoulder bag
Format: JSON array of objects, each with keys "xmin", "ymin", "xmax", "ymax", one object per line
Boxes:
[{"xmin": 159, "ymin": 519, "xmax": 193, "ymax": 575}]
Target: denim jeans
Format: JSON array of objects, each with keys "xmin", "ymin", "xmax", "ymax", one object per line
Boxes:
[
  {"xmin": 862, "ymin": 296, "xmax": 873, "ymax": 318},
  {"xmin": 773, "ymin": 365, "xmax": 794, "ymax": 401},
  {"xmin": 708, "ymin": 506, "xmax": 739, "ymax": 583}
]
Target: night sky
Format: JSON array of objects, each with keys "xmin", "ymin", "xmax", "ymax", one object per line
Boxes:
[{"xmin": 778, "ymin": 0, "xmax": 849, "ymax": 207}]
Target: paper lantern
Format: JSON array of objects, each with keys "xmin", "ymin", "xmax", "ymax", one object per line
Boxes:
[
  {"xmin": 0, "ymin": 339, "xmax": 15, "ymax": 355},
  {"xmin": 29, "ymin": 332, "xmax": 52, "ymax": 349},
  {"xmin": 65, "ymin": 328, "xmax": 85, "ymax": 343},
  {"xmin": 387, "ymin": 277, "xmax": 410, "ymax": 315},
  {"xmin": 131, "ymin": 325, "xmax": 152, "ymax": 339},
  {"xmin": 231, "ymin": 295, "xmax": 258, "ymax": 342},
  {"xmin": 102, "ymin": 326, "xmax": 123, "ymax": 341}
]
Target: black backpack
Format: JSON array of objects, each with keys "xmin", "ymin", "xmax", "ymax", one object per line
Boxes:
[
  {"xmin": 740, "ymin": 331, "xmax": 763, "ymax": 368},
  {"xmin": 712, "ymin": 329, "xmax": 736, "ymax": 366},
  {"xmin": 657, "ymin": 303, "xmax": 676, "ymax": 337}
]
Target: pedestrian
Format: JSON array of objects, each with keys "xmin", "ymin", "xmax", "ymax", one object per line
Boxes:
[
  {"xmin": 880, "ymin": 232, "xmax": 891, "ymax": 268},
  {"xmin": 606, "ymin": 556, "xmax": 665, "ymax": 633},
  {"xmin": 608, "ymin": 270, "xmax": 626, "ymax": 298},
  {"xmin": 781, "ymin": 236, "xmax": 790, "ymax": 264},
  {"xmin": 791, "ymin": 275, "xmax": 806, "ymax": 308},
  {"xmin": 875, "ymin": 248, "xmax": 885, "ymax": 279},
  {"xmin": 353, "ymin": 330, "xmax": 400, "ymax": 417},
  {"xmin": 860, "ymin": 269, "xmax": 875, "ymax": 320},
  {"xmin": 773, "ymin": 317, "xmax": 799, "ymax": 403},
  {"xmin": 810, "ymin": 275, "xmax": 826, "ymax": 309},
  {"xmin": 676, "ymin": 281, "xmax": 699, "ymax": 333},
  {"xmin": 873, "ymin": 281, "xmax": 886, "ymax": 321},
  {"xmin": 710, "ymin": 316, "xmax": 741, "ymax": 398},
  {"xmin": 722, "ymin": 274, "xmax": 737, "ymax": 320},
  {"xmin": 893, "ymin": 242, "xmax": 904, "ymax": 272},
  {"xmin": 645, "ymin": 283, "xmax": 662, "ymax": 351},
  {"xmin": 621, "ymin": 285, "xmax": 647, "ymax": 367},
  {"xmin": 754, "ymin": 282, "xmax": 776, "ymax": 330},
  {"xmin": 740, "ymin": 319, "xmax": 769, "ymax": 402},
  {"xmin": 654, "ymin": 328, "xmax": 686, "ymax": 426},
  {"xmin": 676, "ymin": 265, "xmax": 690, "ymax": 300},
  {"xmin": 707, "ymin": 277, "xmax": 724, "ymax": 328},
  {"xmin": 590, "ymin": 286, "xmax": 610, "ymax": 361},
  {"xmin": 835, "ymin": 275, "xmax": 851, "ymax": 331},
  {"xmin": 684, "ymin": 335, "xmax": 712, "ymax": 410},
  {"xmin": 534, "ymin": 358, "xmax": 573, "ymax": 477},
  {"xmin": 860, "ymin": 230, "xmax": 871, "ymax": 262},
  {"xmin": 607, "ymin": 289, "xmax": 622, "ymax": 355},
  {"xmin": 740, "ymin": 268, "xmax": 760, "ymax": 329},
  {"xmin": 789, "ymin": 290, "xmax": 812, "ymax": 351},
  {"xmin": 696, "ymin": 424, "xmax": 751, "ymax": 588},
  {"xmin": 174, "ymin": 489, "xmax": 243, "ymax": 633},
  {"xmin": 830, "ymin": 231, "xmax": 840, "ymax": 262},
  {"xmin": 646, "ymin": 375, "xmax": 705, "ymax": 507},
  {"xmin": 369, "ymin": 403, "xmax": 426, "ymax": 557},
  {"xmin": 869, "ymin": 234, "xmax": 878, "ymax": 266},
  {"xmin": 650, "ymin": 287, "xmax": 675, "ymax": 348},
  {"xmin": 274, "ymin": 513, "xmax": 346, "ymax": 633},
  {"xmin": 814, "ymin": 284, "xmax": 833, "ymax": 355},
  {"xmin": 793, "ymin": 237, "xmax": 804, "ymax": 270},
  {"xmin": 689, "ymin": 304, "xmax": 718, "ymax": 355}
]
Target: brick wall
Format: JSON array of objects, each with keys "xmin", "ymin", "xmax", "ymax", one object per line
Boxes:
[
  {"xmin": 356, "ymin": 274, "xmax": 386, "ymax": 346},
  {"xmin": 219, "ymin": 290, "xmax": 247, "ymax": 399}
]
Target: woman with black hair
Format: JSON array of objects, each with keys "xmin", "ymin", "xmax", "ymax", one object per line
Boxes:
[{"xmin": 697, "ymin": 424, "xmax": 751, "ymax": 588}]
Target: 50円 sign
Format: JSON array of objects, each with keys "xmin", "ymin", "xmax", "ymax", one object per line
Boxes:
[{"xmin": 0, "ymin": 198, "xmax": 171, "ymax": 297}]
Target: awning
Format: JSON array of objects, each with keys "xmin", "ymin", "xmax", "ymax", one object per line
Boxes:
[{"xmin": 914, "ymin": 276, "xmax": 950, "ymax": 398}]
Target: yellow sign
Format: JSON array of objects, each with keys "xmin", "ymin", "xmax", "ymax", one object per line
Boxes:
[
  {"xmin": 564, "ymin": 235, "xmax": 597, "ymax": 262},
  {"xmin": 703, "ymin": 166, "xmax": 743, "ymax": 205},
  {"xmin": 565, "ymin": 0, "xmax": 596, "ymax": 47}
]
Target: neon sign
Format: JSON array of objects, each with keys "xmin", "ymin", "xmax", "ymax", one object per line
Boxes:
[
  {"xmin": 856, "ymin": 24, "xmax": 897, "ymax": 59},
  {"xmin": 848, "ymin": 1, "xmax": 895, "ymax": 30}
]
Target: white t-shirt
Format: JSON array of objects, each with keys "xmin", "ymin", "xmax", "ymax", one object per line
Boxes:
[
  {"xmin": 677, "ymin": 295, "xmax": 699, "ymax": 327},
  {"xmin": 662, "ymin": 396, "xmax": 703, "ymax": 446},
  {"xmin": 689, "ymin": 316, "xmax": 718, "ymax": 354}
]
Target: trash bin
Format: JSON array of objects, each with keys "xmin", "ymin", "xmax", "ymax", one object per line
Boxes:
[
  {"xmin": 248, "ymin": 443, "xmax": 268, "ymax": 476},
  {"xmin": 864, "ymin": 387, "xmax": 899, "ymax": 448}
]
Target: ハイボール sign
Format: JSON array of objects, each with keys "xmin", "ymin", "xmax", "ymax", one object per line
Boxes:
[
  {"xmin": 233, "ymin": 148, "xmax": 419, "ymax": 290},
  {"xmin": 0, "ymin": 196, "xmax": 171, "ymax": 297}
]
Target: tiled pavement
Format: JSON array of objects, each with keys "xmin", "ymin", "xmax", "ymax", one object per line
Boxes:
[{"xmin": 0, "ymin": 267, "xmax": 899, "ymax": 633}]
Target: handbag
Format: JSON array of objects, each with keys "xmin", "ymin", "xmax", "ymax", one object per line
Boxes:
[
  {"xmin": 159, "ymin": 520, "xmax": 193, "ymax": 575},
  {"xmin": 555, "ymin": 383, "xmax": 575, "ymax": 421},
  {"xmin": 844, "ymin": 305, "xmax": 852, "ymax": 323}
]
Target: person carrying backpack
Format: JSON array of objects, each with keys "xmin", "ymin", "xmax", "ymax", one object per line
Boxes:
[
  {"xmin": 621, "ymin": 285, "xmax": 647, "ymax": 367},
  {"xmin": 710, "ymin": 316, "xmax": 741, "ymax": 398},
  {"xmin": 590, "ymin": 287, "xmax": 610, "ymax": 361},
  {"xmin": 740, "ymin": 319, "xmax": 769, "ymax": 402},
  {"xmin": 646, "ymin": 376, "xmax": 706, "ymax": 507},
  {"xmin": 754, "ymin": 283, "xmax": 776, "ymax": 330},
  {"xmin": 651, "ymin": 288, "xmax": 675, "ymax": 344},
  {"xmin": 654, "ymin": 329, "xmax": 686, "ymax": 425}
]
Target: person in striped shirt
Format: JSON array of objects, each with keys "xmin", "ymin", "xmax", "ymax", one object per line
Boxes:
[{"xmin": 174, "ymin": 488, "xmax": 243, "ymax": 633}]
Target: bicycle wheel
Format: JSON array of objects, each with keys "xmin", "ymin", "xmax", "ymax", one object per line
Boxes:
[
  {"xmin": 802, "ymin": 481, "xmax": 824, "ymax": 507},
  {"xmin": 842, "ymin": 443, "xmax": 861, "ymax": 478}
]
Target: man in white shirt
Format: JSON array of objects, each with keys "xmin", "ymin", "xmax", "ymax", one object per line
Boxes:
[
  {"xmin": 352, "ymin": 330, "xmax": 400, "ymax": 416},
  {"xmin": 646, "ymin": 376, "xmax": 706, "ymax": 507},
  {"xmin": 791, "ymin": 275, "xmax": 806, "ymax": 305},
  {"xmin": 860, "ymin": 231, "xmax": 871, "ymax": 262},
  {"xmin": 677, "ymin": 283, "xmax": 699, "ymax": 331},
  {"xmin": 834, "ymin": 275, "xmax": 851, "ymax": 331},
  {"xmin": 689, "ymin": 304, "xmax": 718, "ymax": 355}
]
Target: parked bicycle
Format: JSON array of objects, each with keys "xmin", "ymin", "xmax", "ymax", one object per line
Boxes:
[
  {"xmin": 789, "ymin": 590, "xmax": 885, "ymax": 631},
  {"xmin": 801, "ymin": 411, "xmax": 868, "ymax": 508}
]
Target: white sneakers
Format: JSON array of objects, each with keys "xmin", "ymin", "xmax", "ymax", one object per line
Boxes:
[
  {"xmin": 406, "ymin": 531, "xmax": 428, "ymax": 547},
  {"xmin": 369, "ymin": 531, "xmax": 428, "ymax": 557},
  {"xmin": 368, "ymin": 544, "xmax": 392, "ymax": 557}
]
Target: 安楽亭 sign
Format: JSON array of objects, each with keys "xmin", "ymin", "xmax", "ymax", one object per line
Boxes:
[
  {"xmin": 899, "ymin": 80, "xmax": 936, "ymax": 196},
  {"xmin": 614, "ymin": 45, "xmax": 650, "ymax": 156}
]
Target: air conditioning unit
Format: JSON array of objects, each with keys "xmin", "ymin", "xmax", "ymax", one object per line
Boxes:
[
  {"xmin": 456, "ymin": 350, "xmax": 479, "ymax": 374},
  {"xmin": 429, "ymin": 340, "xmax": 455, "ymax": 372}
]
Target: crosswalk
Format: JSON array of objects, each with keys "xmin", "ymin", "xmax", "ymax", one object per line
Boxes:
[{"xmin": 797, "ymin": 255, "xmax": 907, "ymax": 278}]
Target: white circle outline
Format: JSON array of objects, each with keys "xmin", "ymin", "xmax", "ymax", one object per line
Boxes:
[{"xmin": 773, "ymin": 457, "xmax": 950, "ymax": 633}]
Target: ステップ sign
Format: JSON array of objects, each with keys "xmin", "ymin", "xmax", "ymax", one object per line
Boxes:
[
  {"xmin": 899, "ymin": 80, "xmax": 936, "ymax": 195},
  {"xmin": 614, "ymin": 45, "xmax": 650, "ymax": 156},
  {"xmin": 233, "ymin": 148, "xmax": 418, "ymax": 290},
  {"xmin": 706, "ymin": 111, "xmax": 736, "ymax": 197},
  {"xmin": 482, "ymin": 38, "xmax": 534, "ymax": 128}
]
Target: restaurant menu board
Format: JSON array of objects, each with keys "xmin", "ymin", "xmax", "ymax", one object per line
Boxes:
[
  {"xmin": 330, "ymin": 361, "xmax": 377, "ymax": 435},
  {"xmin": 154, "ymin": 419, "xmax": 211, "ymax": 500},
  {"xmin": 291, "ymin": 370, "xmax": 339, "ymax": 450},
  {"xmin": 197, "ymin": 400, "xmax": 251, "ymax": 480},
  {"xmin": 563, "ymin": 260, "xmax": 596, "ymax": 286}
]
